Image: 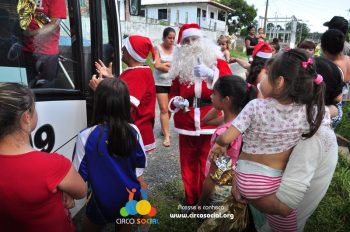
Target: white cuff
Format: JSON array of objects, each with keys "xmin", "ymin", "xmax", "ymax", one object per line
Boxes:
[{"xmin": 168, "ymin": 97, "xmax": 180, "ymax": 113}]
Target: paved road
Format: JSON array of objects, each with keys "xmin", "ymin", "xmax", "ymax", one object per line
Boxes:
[{"xmin": 143, "ymin": 62, "xmax": 246, "ymax": 190}]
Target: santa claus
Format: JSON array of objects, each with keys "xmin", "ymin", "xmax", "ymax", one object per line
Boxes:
[{"xmin": 168, "ymin": 24, "xmax": 232, "ymax": 205}]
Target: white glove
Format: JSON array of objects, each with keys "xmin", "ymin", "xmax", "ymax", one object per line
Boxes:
[
  {"xmin": 173, "ymin": 96, "xmax": 189, "ymax": 109},
  {"xmin": 194, "ymin": 64, "xmax": 214, "ymax": 80}
]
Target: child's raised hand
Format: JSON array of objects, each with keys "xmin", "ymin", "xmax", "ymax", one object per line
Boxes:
[
  {"xmin": 95, "ymin": 59, "xmax": 113, "ymax": 78},
  {"xmin": 89, "ymin": 74, "xmax": 103, "ymax": 91},
  {"xmin": 210, "ymin": 143, "xmax": 227, "ymax": 161}
]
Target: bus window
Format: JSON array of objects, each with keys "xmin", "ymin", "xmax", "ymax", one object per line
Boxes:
[
  {"xmin": 0, "ymin": 0, "xmax": 79, "ymax": 89},
  {"xmin": 101, "ymin": 0, "xmax": 114, "ymax": 67}
]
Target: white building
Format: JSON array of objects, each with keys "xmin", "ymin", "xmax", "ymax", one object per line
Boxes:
[{"xmin": 140, "ymin": 0, "xmax": 233, "ymax": 32}]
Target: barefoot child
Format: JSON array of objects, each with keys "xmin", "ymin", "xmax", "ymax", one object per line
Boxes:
[{"xmin": 217, "ymin": 35, "xmax": 231, "ymax": 63}]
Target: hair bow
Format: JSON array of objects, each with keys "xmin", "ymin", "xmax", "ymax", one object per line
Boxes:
[
  {"xmin": 301, "ymin": 58, "xmax": 313, "ymax": 69},
  {"xmin": 314, "ymin": 74, "xmax": 323, "ymax": 85}
]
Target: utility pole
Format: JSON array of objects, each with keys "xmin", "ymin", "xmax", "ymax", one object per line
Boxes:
[{"xmin": 263, "ymin": 0, "xmax": 269, "ymax": 31}]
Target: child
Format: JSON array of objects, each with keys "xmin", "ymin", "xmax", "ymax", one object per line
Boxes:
[
  {"xmin": 298, "ymin": 40, "xmax": 316, "ymax": 56},
  {"xmin": 217, "ymin": 35, "xmax": 231, "ymax": 63},
  {"xmin": 211, "ymin": 49, "xmax": 327, "ymax": 232},
  {"xmin": 73, "ymin": 78, "xmax": 147, "ymax": 231},
  {"xmin": 315, "ymin": 56, "xmax": 344, "ymax": 129},
  {"xmin": 257, "ymin": 28, "xmax": 266, "ymax": 42},
  {"xmin": 197, "ymin": 75, "xmax": 257, "ymax": 209},
  {"xmin": 91, "ymin": 35, "xmax": 156, "ymax": 154}
]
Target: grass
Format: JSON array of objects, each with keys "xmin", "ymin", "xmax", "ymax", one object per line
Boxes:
[
  {"xmin": 149, "ymin": 179, "xmax": 199, "ymax": 232},
  {"xmin": 148, "ymin": 156, "xmax": 350, "ymax": 232},
  {"xmin": 230, "ymin": 48, "xmax": 247, "ymax": 60}
]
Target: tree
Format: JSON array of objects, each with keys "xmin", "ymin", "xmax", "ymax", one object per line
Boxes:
[
  {"xmin": 286, "ymin": 21, "xmax": 311, "ymax": 43},
  {"xmin": 218, "ymin": 0, "xmax": 257, "ymax": 34}
]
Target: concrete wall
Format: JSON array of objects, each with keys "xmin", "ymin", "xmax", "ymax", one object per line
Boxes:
[{"xmin": 121, "ymin": 16, "xmax": 227, "ymax": 46}]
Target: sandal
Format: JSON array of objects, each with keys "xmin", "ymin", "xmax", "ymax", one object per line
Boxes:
[{"xmin": 162, "ymin": 138, "xmax": 171, "ymax": 147}]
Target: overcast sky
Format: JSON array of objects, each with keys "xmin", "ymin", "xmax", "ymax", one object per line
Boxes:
[{"xmin": 244, "ymin": 0, "xmax": 350, "ymax": 32}]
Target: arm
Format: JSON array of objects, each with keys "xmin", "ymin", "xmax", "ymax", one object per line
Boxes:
[
  {"xmin": 57, "ymin": 165, "xmax": 87, "ymax": 199},
  {"xmin": 235, "ymin": 57, "xmax": 251, "ymax": 69},
  {"xmin": 24, "ymin": 18, "xmax": 61, "ymax": 37},
  {"xmin": 154, "ymin": 47, "xmax": 171, "ymax": 72},
  {"xmin": 202, "ymin": 108, "xmax": 224, "ymax": 126},
  {"xmin": 223, "ymin": 50, "xmax": 230, "ymax": 63}
]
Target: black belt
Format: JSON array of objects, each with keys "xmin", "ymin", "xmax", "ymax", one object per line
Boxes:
[{"xmin": 187, "ymin": 97, "xmax": 212, "ymax": 108}]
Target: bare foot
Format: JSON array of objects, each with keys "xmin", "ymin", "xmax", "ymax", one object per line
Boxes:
[{"xmin": 162, "ymin": 138, "xmax": 170, "ymax": 147}]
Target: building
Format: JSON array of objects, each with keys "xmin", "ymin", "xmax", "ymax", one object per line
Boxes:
[{"xmin": 139, "ymin": 0, "xmax": 233, "ymax": 32}]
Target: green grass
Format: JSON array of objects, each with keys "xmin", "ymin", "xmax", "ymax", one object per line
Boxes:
[
  {"xmin": 149, "ymin": 179, "xmax": 199, "ymax": 232},
  {"xmin": 230, "ymin": 48, "xmax": 247, "ymax": 60},
  {"xmin": 148, "ymin": 156, "xmax": 350, "ymax": 231},
  {"xmin": 336, "ymin": 101, "xmax": 350, "ymax": 140}
]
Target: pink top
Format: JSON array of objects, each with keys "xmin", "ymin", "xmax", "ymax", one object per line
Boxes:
[
  {"xmin": 232, "ymin": 98, "xmax": 327, "ymax": 154},
  {"xmin": 205, "ymin": 121, "xmax": 242, "ymax": 175}
]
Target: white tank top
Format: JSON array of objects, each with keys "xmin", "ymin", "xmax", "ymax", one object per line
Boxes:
[{"xmin": 153, "ymin": 45, "xmax": 173, "ymax": 86}]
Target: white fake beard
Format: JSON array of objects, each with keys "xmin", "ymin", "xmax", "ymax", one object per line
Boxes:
[{"xmin": 169, "ymin": 39, "xmax": 221, "ymax": 85}]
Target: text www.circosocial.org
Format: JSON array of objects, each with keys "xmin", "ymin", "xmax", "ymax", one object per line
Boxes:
[{"xmin": 169, "ymin": 212, "xmax": 234, "ymax": 220}]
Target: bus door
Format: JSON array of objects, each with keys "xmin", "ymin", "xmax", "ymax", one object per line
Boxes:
[{"xmin": 0, "ymin": 0, "xmax": 122, "ymax": 215}]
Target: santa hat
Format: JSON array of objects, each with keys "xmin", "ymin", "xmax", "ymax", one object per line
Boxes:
[
  {"xmin": 123, "ymin": 35, "xmax": 155, "ymax": 63},
  {"xmin": 177, "ymin": 23, "xmax": 202, "ymax": 44},
  {"xmin": 252, "ymin": 42, "xmax": 273, "ymax": 59}
]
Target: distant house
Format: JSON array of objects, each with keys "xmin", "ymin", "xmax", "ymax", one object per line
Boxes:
[{"xmin": 139, "ymin": 0, "xmax": 234, "ymax": 32}]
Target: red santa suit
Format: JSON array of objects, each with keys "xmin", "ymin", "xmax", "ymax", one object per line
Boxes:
[
  {"xmin": 170, "ymin": 45, "xmax": 232, "ymax": 205},
  {"xmin": 121, "ymin": 35, "xmax": 156, "ymax": 153}
]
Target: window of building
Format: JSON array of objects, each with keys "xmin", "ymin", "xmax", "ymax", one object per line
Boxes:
[
  {"xmin": 210, "ymin": 12, "xmax": 214, "ymax": 19},
  {"xmin": 158, "ymin": 9, "xmax": 167, "ymax": 20},
  {"xmin": 202, "ymin": 10, "xmax": 206, "ymax": 18}
]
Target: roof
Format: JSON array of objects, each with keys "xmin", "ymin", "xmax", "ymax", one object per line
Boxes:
[{"xmin": 141, "ymin": 0, "xmax": 234, "ymax": 12}]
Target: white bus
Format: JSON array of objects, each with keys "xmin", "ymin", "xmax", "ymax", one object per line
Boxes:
[
  {"xmin": 0, "ymin": 0, "xmax": 123, "ymax": 159},
  {"xmin": 0, "ymin": 0, "xmax": 127, "ymax": 215}
]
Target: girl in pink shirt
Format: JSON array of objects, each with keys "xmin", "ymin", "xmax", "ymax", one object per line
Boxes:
[
  {"xmin": 196, "ymin": 75, "xmax": 257, "ymax": 208},
  {"xmin": 211, "ymin": 49, "xmax": 327, "ymax": 232}
]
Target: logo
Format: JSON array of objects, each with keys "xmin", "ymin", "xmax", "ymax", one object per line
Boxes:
[{"xmin": 120, "ymin": 187, "xmax": 157, "ymax": 218}]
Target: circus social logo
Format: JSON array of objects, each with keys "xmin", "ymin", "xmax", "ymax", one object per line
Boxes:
[{"xmin": 120, "ymin": 187, "xmax": 157, "ymax": 218}]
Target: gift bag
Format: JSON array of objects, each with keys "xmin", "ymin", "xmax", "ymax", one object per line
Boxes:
[{"xmin": 197, "ymin": 195, "xmax": 249, "ymax": 232}]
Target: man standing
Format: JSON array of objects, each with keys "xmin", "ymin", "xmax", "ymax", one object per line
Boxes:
[
  {"xmin": 19, "ymin": 0, "xmax": 66, "ymax": 87},
  {"xmin": 168, "ymin": 23, "xmax": 232, "ymax": 205},
  {"xmin": 324, "ymin": 16, "xmax": 350, "ymax": 56}
]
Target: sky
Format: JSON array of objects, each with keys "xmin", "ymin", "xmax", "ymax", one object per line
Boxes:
[{"xmin": 244, "ymin": 0, "xmax": 350, "ymax": 33}]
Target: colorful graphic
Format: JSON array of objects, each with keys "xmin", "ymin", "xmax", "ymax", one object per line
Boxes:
[{"xmin": 120, "ymin": 188, "xmax": 157, "ymax": 217}]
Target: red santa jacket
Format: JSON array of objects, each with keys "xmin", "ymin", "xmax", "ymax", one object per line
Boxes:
[
  {"xmin": 169, "ymin": 59, "xmax": 232, "ymax": 136},
  {"xmin": 120, "ymin": 66, "xmax": 156, "ymax": 152}
]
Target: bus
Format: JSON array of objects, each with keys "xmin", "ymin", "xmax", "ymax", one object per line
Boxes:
[{"xmin": 0, "ymin": 0, "xmax": 124, "ymax": 214}]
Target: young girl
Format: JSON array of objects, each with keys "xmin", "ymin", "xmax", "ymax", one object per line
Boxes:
[
  {"xmin": 211, "ymin": 49, "xmax": 327, "ymax": 232},
  {"xmin": 197, "ymin": 75, "xmax": 257, "ymax": 208},
  {"xmin": 217, "ymin": 35, "xmax": 231, "ymax": 63},
  {"xmin": 73, "ymin": 78, "xmax": 147, "ymax": 232},
  {"xmin": 257, "ymin": 28, "xmax": 266, "ymax": 42}
]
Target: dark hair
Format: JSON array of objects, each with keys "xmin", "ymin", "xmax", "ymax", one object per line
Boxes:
[
  {"xmin": 213, "ymin": 75, "xmax": 257, "ymax": 114},
  {"xmin": 0, "ymin": 83, "xmax": 35, "ymax": 140},
  {"xmin": 314, "ymin": 57, "xmax": 344, "ymax": 105},
  {"xmin": 298, "ymin": 40, "xmax": 316, "ymax": 50},
  {"xmin": 321, "ymin": 29, "xmax": 345, "ymax": 55},
  {"xmin": 246, "ymin": 57, "xmax": 268, "ymax": 85},
  {"xmin": 247, "ymin": 25, "xmax": 256, "ymax": 31},
  {"xmin": 272, "ymin": 38, "xmax": 279, "ymax": 43},
  {"xmin": 270, "ymin": 42, "xmax": 280, "ymax": 53},
  {"xmin": 92, "ymin": 78, "xmax": 137, "ymax": 157},
  {"xmin": 163, "ymin": 27, "xmax": 176, "ymax": 39},
  {"xmin": 267, "ymin": 49, "xmax": 325, "ymax": 138}
]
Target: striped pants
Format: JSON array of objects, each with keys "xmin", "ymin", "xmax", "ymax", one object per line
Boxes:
[{"xmin": 236, "ymin": 160, "xmax": 297, "ymax": 232}]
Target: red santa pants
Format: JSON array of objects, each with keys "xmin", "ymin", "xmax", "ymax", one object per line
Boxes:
[{"xmin": 179, "ymin": 134, "xmax": 211, "ymax": 205}]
